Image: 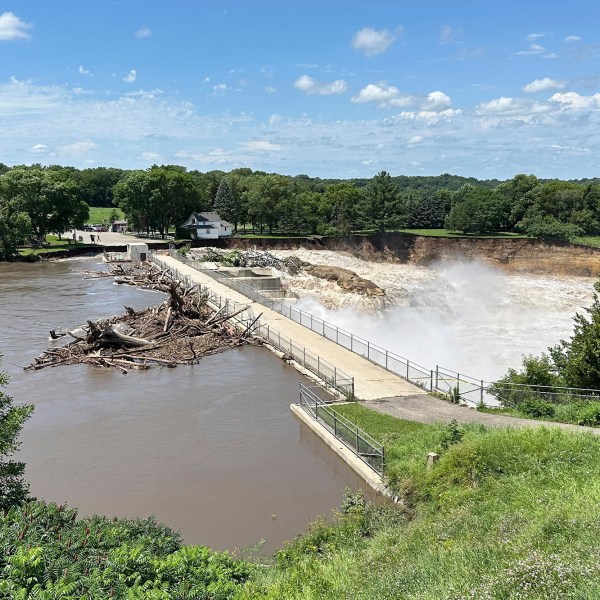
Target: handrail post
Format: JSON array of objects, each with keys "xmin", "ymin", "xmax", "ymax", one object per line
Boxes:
[
  {"xmin": 435, "ymin": 365, "xmax": 439, "ymax": 390},
  {"xmin": 430, "ymin": 370, "xmax": 433, "ymax": 391},
  {"xmin": 385, "ymin": 350, "xmax": 388, "ymax": 370},
  {"xmin": 480, "ymin": 380, "xmax": 484, "ymax": 403},
  {"xmin": 367, "ymin": 341, "xmax": 370, "ymax": 360},
  {"xmin": 351, "ymin": 334, "xmax": 353, "ymax": 351},
  {"xmin": 406, "ymin": 360, "xmax": 410, "ymax": 379}
]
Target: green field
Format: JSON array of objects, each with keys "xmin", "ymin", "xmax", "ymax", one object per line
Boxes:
[{"xmin": 87, "ymin": 206, "xmax": 124, "ymax": 225}]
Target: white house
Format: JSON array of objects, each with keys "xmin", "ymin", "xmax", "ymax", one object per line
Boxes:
[{"xmin": 181, "ymin": 212, "xmax": 233, "ymax": 239}]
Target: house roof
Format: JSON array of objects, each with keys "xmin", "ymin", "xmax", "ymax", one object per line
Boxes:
[{"xmin": 182, "ymin": 211, "xmax": 233, "ymax": 228}]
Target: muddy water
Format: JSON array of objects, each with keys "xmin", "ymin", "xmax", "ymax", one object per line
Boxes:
[
  {"xmin": 0, "ymin": 258, "xmax": 372, "ymax": 553},
  {"xmin": 272, "ymin": 249, "xmax": 596, "ymax": 381}
]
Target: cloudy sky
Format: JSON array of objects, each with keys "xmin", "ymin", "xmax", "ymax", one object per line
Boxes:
[{"xmin": 1, "ymin": 0, "xmax": 600, "ymax": 179}]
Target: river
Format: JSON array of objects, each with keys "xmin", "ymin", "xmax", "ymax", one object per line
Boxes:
[
  {"xmin": 272, "ymin": 249, "xmax": 597, "ymax": 381},
  {"xmin": 0, "ymin": 257, "xmax": 372, "ymax": 554}
]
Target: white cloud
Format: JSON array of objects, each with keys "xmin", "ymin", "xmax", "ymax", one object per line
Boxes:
[
  {"xmin": 424, "ymin": 91, "xmax": 452, "ymax": 110},
  {"xmin": 260, "ymin": 65, "xmax": 275, "ymax": 78},
  {"xmin": 352, "ymin": 27, "xmax": 401, "ymax": 57},
  {"xmin": 59, "ymin": 141, "xmax": 98, "ymax": 156},
  {"xmin": 352, "ymin": 82, "xmax": 451, "ymax": 111},
  {"xmin": 239, "ymin": 140, "xmax": 281, "ymax": 151},
  {"xmin": 516, "ymin": 43, "xmax": 556, "ymax": 59},
  {"xmin": 527, "ymin": 32, "xmax": 545, "ymax": 41},
  {"xmin": 550, "ymin": 92, "xmax": 600, "ymax": 109},
  {"xmin": 564, "ymin": 35, "xmax": 581, "ymax": 43},
  {"xmin": 265, "ymin": 86, "xmax": 277, "ymax": 94},
  {"xmin": 351, "ymin": 82, "xmax": 403, "ymax": 105},
  {"xmin": 125, "ymin": 88, "xmax": 164, "ymax": 98},
  {"xmin": 30, "ymin": 143, "xmax": 49, "ymax": 154},
  {"xmin": 78, "ymin": 65, "xmax": 92, "ymax": 76},
  {"xmin": 139, "ymin": 151, "xmax": 163, "ymax": 161},
  {"xmin": 0, "ymin": 11, "xmax": 32, "ymax": 41},
  {"xmin": 122, "ymin": 69, "xmax": 137, "ymax": 83},
  {"xmin": 134, "ymin": 26, "xmax": 152, "ymax": 39},
  {"xmin": 202, "ymin": 76, "xmax": 211, "ymax": 84},
  {"xmin": 440, "ymin": 25, "xmax": 454, "ymax": 45},
  {"xmin": 407, "ymin": 135, "xmax": 423, "ymax": 144},
  {"xmin": 523, "ymin": 77, "xmax": 564, "ymax": 93},
  {"xmin": 294, "ymin": 75, "xmax": 348, "ymax": 96},
  {"xmin": 211, "ymin": 83, "xmax": 229, "ymax": 97}
]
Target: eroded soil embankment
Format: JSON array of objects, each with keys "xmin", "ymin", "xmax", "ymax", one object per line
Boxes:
[{"xmin": 208, "ymin": 233, "xmax": 600, "ymax": 277}]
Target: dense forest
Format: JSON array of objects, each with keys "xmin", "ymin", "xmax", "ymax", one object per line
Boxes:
[{"xmin": 1, "ymin": 161, "xmax": 600, "ymax": 259}]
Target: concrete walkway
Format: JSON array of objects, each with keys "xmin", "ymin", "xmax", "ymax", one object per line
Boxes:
[
  {"xmin": 156, "ymin": 253, "xmax": 600, "ymax": 436},
  {"xmin": 365, "ymin": 394, "xmax": 600, "ymax": 435},
  {"xmin": 156, "ymin": 254, "xmax": 424, "ymax": 401}
]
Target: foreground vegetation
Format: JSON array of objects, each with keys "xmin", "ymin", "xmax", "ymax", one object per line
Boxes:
[
  {"xmin": 4, "ymin": 349, "xmax": 600, "ymax": 597},
  {"xmin": 238, "ymin": 407, "xmax": 600, "ymax": 599}
]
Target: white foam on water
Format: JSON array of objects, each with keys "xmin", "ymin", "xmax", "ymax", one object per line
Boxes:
[{"xmin": 272, "ymin": 248, "xmax": 595, "ymax": 381}]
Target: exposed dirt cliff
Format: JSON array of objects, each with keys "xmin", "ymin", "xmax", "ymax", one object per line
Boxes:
[{"xmin": 191, "ymin": 233, "xmax": 600, "ymax": 277}]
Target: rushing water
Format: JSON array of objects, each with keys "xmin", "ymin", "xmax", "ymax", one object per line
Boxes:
[
  {"xmin": 0, "ymin": 258, "xmax": 373, "ymax": 553},
  {"xmin": 272, "ymin": 249, "xmax": 597, "ymax": 382}
]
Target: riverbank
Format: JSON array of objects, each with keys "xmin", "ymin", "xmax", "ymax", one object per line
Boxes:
[{"xmin": 11, "ymin": 232, "xmax": 600, "ymax": 276}]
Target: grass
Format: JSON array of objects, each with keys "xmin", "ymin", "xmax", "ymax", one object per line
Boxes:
[
  {"xmin": 87, "ymin": 206, "xmax": 124, "ymax": 225},
  {"xmin": 239, "ymin": 404, "xmax": 600, "ymax": 599},
  {"xmin": 398, "ymin": 228, "xmax": 530, "ymax": 239},
  {"xmin": 478, "ymin": 401, "xmax": 600, "ymax": 427},
  {"xmin": 573, "ymin": 236, "xmax": 600, "ymax": 248},
  {"xmin": 18, "ymin": 234, "xmax": 90, "ymax": 257}
]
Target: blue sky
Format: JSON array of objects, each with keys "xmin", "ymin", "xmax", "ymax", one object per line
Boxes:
[{"xmin": 1, "ymin": 1, "xmax": 599, "ymax": 179}]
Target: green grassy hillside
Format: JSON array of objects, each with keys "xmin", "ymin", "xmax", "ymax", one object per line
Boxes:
[{"xmin": 239, "ymin": 407, "xmax": 600, "ymax": 599}]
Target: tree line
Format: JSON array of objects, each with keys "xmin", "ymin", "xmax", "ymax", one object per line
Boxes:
[{"xmin": 2, "ymin": 161, "xmax": 600, "ymax": 259}]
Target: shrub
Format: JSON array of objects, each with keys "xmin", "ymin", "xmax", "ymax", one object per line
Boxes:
[
  {"xmin": 576, "ymin": 402, "xmax": 600, "ymax": 426},
  {"xmin": 518, "ymin": 398, "xmax": 556, "ymax": 419}
]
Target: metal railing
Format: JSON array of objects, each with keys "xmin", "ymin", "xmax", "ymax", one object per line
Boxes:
[
  {"xmin": 297, "ymin": 383, "xmax": 384, "ymax": 475},
  {"xmin": 150, "ymin": 253, "xmax": 354, "ymax": 397},
  {"xmin": 163, "ymin": 252, "xmax": 600, "ymax": 407}
]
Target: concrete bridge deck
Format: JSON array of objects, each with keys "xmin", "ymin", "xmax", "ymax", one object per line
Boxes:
[
  {"xmin": 156, "ymin": 254, "xmax": 425, "ymax": 401},
  {"xmin": 154, "ymin": 253, "xmax": 600, "ymax": 436}
]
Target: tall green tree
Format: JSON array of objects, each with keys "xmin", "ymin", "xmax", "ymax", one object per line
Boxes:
[
  {"xmin": 0, "ymin": 202, "xmax": 31, "ymax": 260},
  {"xmin": 549, "ymin": 281, "xmax": 600, "ymax": 388},
  {"xmin": 0, "ymin": 168, "xmax": 88, "ymax": 244},
  {"xmin": 114, "ymin": 166, "xmax": 201, "ymax": 237},
  {"xmin": 322, "ymin": 183, "xmax": 364, "ymax": 235},
  {"xmin": 366, "ymin": 171, "xmax": 404, "ymax": 232},
  {"xmin": 0, "ymin": 360, "xmax": 34, "ymax": 511},
  {"xmin": 213, "ymin": 178, "xmax": 241, "ymax": 230}
]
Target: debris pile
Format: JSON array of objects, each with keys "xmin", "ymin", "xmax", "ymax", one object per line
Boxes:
[{"xmin": 28, "ymin": 265, "xmax": 259, "ymax": 373}]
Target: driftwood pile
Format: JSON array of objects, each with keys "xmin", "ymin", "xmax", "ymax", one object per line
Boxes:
[{"xmin": 27, "ymin": 265, "xmax": 260, "ymax": 374}]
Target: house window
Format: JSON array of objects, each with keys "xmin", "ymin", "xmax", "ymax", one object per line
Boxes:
[
  {"xmin": 206, "ymin": 229, "xmax": 210, "ymax": 234},
  {"xmin": 192, "ymin": 218, "xmax": 196, "ymax": 224}
]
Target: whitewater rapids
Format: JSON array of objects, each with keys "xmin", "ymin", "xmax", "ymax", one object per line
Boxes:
[{"xmin": 271, "ymin": 248, "xmax": 595, "ymax": 382}]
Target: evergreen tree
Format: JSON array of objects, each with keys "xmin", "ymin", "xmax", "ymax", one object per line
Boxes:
[
  {"xmin": 0, "ymin": 360, "xmax": 34, "ymax": 511},
  {"xmin": 367, "ymin": 171, "xmax": 404, "ymax": 232},
  {"xmin": 550, "ymin": 281, "xmax": 600, "ymax": 388},
  {"xmin": 213, "ymin": 178, "xmax": 241, "ymax": 230}
]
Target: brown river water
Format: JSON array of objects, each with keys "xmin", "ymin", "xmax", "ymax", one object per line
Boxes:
[{"xmin": 0, "ymin": 257, "xmax": 372, "ymax": 554}]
